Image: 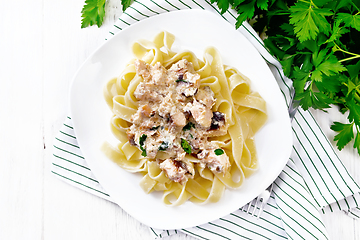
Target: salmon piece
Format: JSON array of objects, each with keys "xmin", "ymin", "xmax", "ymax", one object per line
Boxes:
[
  {"xmin": 197, "ymin": 148, "xmax": 230, "ymax": 174},
  {"xmin": 134, "ymin": 60, "xmax": 151, "ymax": 81},
  {"xmin": 135, "ymin": 60, "xmax": 167, "ymax": 85},
  {"xmin": 184, "ymin": 71, "xmax": 200, "ymax": 88},
  {"xmin": 150, "ymin": 62, "xmax": 168, "ymax": 85},
  {"xmin": 190, "ymin": 101, "xmax": 212, "ymax": 128},
  {"xmin": 169, "ymin": 59, "xmax": 195, "ymax": 74},
  {"xmin": 159, "ymin": 159, "xmax": 187, "ymax": 183},
  {"xmin": 195, "ymin": 86, "xmax": 215, "ymax": 108},
  {"xmin": 127, "ymin": 130, "xmax": 136, "ymax": 146},
  {"xmin": 176, "ymin": 82, "xmax": 198, "ymax": 97},
  {"xmin": 170, "ymin": 59, "xmax": 199, "ymax": 83},
  {"xmin": 145, "ymin": 141, "xmax": 161, "ymax": 159},
  {"xmin": 139, "ymin": 104, "xmax": 153, "ymax": 117},
  {"xmin": 188, "ymin": 135, "xmax": 206, "ymax": 151},
  {"xmin": 131, "ymin": 104, "xmax": 153, "ymax": 125},
  {"xmin": 133, "ymin": 82, "xmax": 164, "ymax": 102},
  {"xmin": 171, "ymin": 111, "xmax": 186, "ymax": 128},
  {"xmin": 170, "ymin": 60, "xmax": 200, "ymax": 97},
  {"xmin": 157, "ymin": 94, "xmax": 175, "ymax": 118},
  {"xmin": 205, "ymin": 111, "xmax": 228, "ymax": 137}
]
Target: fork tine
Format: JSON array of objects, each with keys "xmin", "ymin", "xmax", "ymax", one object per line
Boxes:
[
  {"xmin": 256, "ymin": 200, "xmax": 266, "ymax": 219},
  {"xmin": 256, "ymin": 186, "xmax": 272, "ymax": 218},
  {"xmin": 245, "ymin": 183, "xmax": 273, "ymax": 218},
  {"xmin": 252, "ymin": 197, "xmax": 261, "ymax": 216},
  {"xmin": 246, "ymin": 198, "xmax": 254, "ymax": 213}
]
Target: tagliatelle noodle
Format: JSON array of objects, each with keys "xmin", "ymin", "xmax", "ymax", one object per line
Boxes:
[{"xmin": 101, "ymin": 32, "xmax": 267, "ymax": 206}]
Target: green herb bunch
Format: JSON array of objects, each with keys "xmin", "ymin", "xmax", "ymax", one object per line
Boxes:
[
  {"xmin": 80, "ymin": 0, "xmax": 360, "ymax": 155},
  {"xmin": 212, "ymin": 0, "xmax": 360, "ymax": 155}
]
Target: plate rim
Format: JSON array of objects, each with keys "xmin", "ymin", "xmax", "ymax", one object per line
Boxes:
[{"xmin": 69, "ymin": 9, "xmax": 293, "ymax": 229}]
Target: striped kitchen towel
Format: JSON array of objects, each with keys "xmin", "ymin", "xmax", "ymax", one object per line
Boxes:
[{"xmin": 52, "ymin": 0, "xmax": 360, "ymax": 239}]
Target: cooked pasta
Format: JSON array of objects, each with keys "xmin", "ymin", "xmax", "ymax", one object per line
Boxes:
[{"xmin": 102, "ymin": 32, "xmax": 267, "ymax": 206}]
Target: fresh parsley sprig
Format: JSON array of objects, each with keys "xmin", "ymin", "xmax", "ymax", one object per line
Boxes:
[
  {"xmin": 81, "ymin": 0, "xmax": 106, "ymax": 28},
  {"xmin": 81, "ymin": 0, "xmax": 132, "ymax": 28},
  {"xmin": 211, "ymin": 0, "xmax": 360, "ymax": 155}
]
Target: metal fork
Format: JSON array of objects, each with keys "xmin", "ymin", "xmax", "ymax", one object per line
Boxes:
[
  {"xmin": 245, "ymin": 184, "xmax": 273, "ymax": 218},
  {"xmin": 244, "ymin": 87, "xmax": 298, "ymax": 218}
]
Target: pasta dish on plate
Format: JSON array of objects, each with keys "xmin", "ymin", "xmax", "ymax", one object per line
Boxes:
[{"xmin": 102, "ymin": 31, "xmax": 267, "ymax": 206}]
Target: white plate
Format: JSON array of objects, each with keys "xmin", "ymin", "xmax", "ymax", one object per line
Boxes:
[{"xmin": 70, "ymin": 9, "xmax": 292, "ymax": 229}]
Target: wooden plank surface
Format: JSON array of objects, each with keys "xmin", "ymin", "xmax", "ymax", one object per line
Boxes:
[{"xmin": 0, "ymin": 1, "xmax": 358, "ymax": 239}]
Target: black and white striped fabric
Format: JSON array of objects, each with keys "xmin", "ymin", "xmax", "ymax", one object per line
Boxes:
[{"xmin": 52, "ymin": 0, "xmax": 360, "ymax": 239}]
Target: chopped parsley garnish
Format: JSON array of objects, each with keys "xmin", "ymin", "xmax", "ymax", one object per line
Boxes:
[
  {"xmin": 139, "ymin": 134, "xmax": 147, "ymax": 157},
  {"xmin": 181, "ymin": 138, "xmax": 192, "ymax": 154},
  {"xmin": 214, "ymin": 148, "xmax": 224, "ymax": 156},
  {"xmin": 176, "ymin": 79, "xmax": 188, "ymax": 83},
  {"xmin": 176, "ymin": 75, "xmax": 187, "ymax": 83},
  {"xmin": 158, "ymin": 141, "xmax": 169, "ymax": 151},
  {"xmin": 183, "ymin": 122, "xmax": 195, "ymax": 131},
  {"xmin": 139, "ymin": 134, "xmax": 147, "ymax": 146},
  {"xmin": 150, "ymin": 126, "xmax": 160, "ymax": 130}
]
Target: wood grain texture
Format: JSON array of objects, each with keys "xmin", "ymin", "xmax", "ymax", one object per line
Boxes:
[{"xmin": 0, "ymin": 1, "xmax": 358, "ymax": 239}]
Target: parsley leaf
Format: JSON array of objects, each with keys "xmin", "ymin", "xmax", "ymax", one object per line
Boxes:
[
  {"xmin": 326, "ymin": 21, "xmax": 349, "ymax": 43},
  {"xmin": 176, "ymin": 79, "xmax": 188, "ymax": 83},
  {"xmin": 354, "ymin": 132, "xmax": 360, "ymax": 155},
  {"xmin": 150, "ymin": 126, "xmax": 160, "ymax": 130},
  {"xmin": 280, "ymin": 55, "xmax": 296, "ymax": 76},
  {"xmin": 347, "ymin": 61, "xmax": 360, "ymax": 79},
  {"xmin": 235, "ymin": 1, "xmax": 256, "ymax": 29},
  {"xmin": 139, "ymin": 134, "xmax": 147, "ymax": 157},
  {"xmin": 330, "ymin": 122, "xmax": 354, "ymax": 151},
  {"xmin": 139, "ymin": 134, "xmax": 147, "ymax": 147},
  {"xmin": 181, "ymin": 138, "xmax": 192, "ymax": 154},
  {"xmin": 183, "ymin": 122, "xmax": 195, "ymax": 131},
  {"xmin": 336, "ymin": 13, "xmax": 360, "ymax": 31},
  {"xmin": 295, "ymin": 88, "xmax": 332, "ymax": 110},
  {"xmin": 289, "ymin": 1, "xmax": 332, "ymax": 42},
  {"xmin": 121, "ymin": 0, "xmax": 133, "ymax": 11},
  {"xmin": 292, "ymin": 66, "xmax": 310, "ymax": 94},
  {"xmin": 158, "ymin": 141, "xmax": 169, "ymax": 151},
  {"xmin": 211, "ymin": 0, "xmax": 230, "ymax": 14},
  {"xmin": 256, "ymin": 0, "xmax": 268, "ymax": 10},
  {"xmin": 333, "ymin": 0, "xmax": 351, "ymax": 11},
  {"xmin": 81, "ymin": 0, "xmax": 132, "ymax": 28},
  {"xmin": 141, "ymin": 150, "xmax": 147, "ymax": 157},
  {"xmin": 214, "ymin": 149, "xmax": 224, "ymax": 156},
  {"xmin": 311, "ymin": 54, "xmax": 346, "ymax": 82},
  {"xmin": 315, "ymin": 75, "xmax": 343, "ymax": 94},
  {"xmin": 81, "ymin": 0, "xmax": 106, "ymax": 28},
  {"xmin": 348, "ymin": 98, "xmax": 360, "ymax": 127}
]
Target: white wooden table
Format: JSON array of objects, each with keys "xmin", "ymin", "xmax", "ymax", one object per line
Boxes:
[{"xmin": 1, "ymin": 1, "xmax": 359, "ymax": 239}]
